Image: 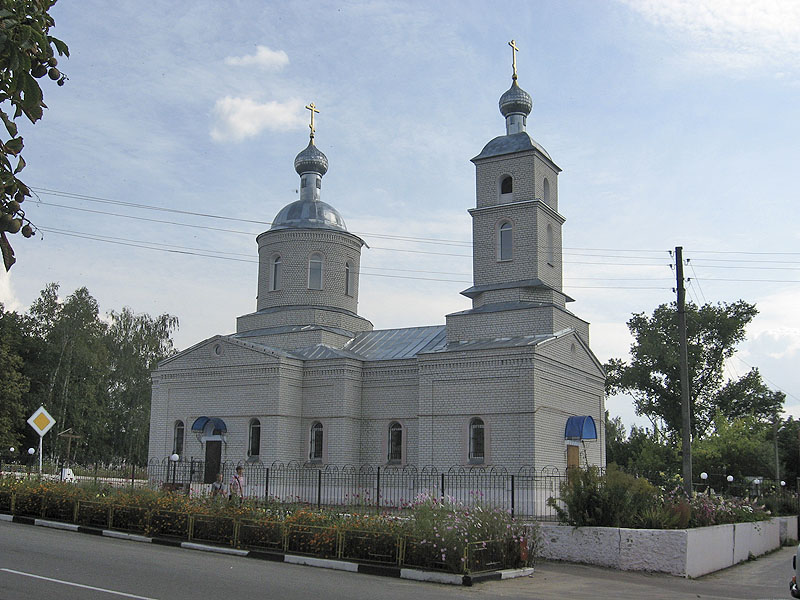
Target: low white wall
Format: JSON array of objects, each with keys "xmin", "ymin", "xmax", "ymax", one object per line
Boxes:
[
  {"xmin": 778, "ymin": 516, "xmax": 798, "ymax": 544},
  {"xmin": 538, "ymin": 518, "xmax": 783, "ymax": 578},
  {"xmin": 685, "ymin": 525, "xmax": 734, "ymax": 578}
]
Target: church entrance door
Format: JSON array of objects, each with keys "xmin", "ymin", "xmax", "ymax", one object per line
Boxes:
[{"xmin": 204, "ymin": 441, "xmax": 222, "ymax": 484}]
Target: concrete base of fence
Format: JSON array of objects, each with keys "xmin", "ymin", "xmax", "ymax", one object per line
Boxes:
[
  {"xmin": 538, "ymin": 518, "xmax": 785, "ymax": 577},
  {"xmin": 0, "ymin": 513, "xmax": 532, "ymax": 586}
]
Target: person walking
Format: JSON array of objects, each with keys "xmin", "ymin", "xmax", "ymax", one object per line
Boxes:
[{"xmin": 229, "ymin": 465, "xmax": 245, "ymax": 503}]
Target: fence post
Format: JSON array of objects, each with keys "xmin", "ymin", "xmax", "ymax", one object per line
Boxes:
[
  {"xmin": 317, "ymin": 469, "xmax": 322, "ymax": 508},
  {"xmin": 510, "ymin": 474, "xmax": 515, "ymax": 518},
  {"xmin": 376, "ymin": 467, "xmax": 381, "ymax": 511},
  {"xmin": 264, "ymin": 467, "xmax": 270, "ymax": 501},
  {"xmin": 130, "ymin": 463, "xmax": 135, "ymax": 489},
  {"xmin": 93, "ymin": 463, "xmax": 98, "ymax": 485},
  {"xmin": 440, "ymin": 473, "xmax": 445, "ymax": 501}
]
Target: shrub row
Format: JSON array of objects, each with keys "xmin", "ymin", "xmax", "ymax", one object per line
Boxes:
[
  {"xmin": 0, "ymin": 478, "xmax": 536, "ymax": 574},
  {"xmin": 548, "ymin": 466, "xmax": 774, "ymax": 529}
]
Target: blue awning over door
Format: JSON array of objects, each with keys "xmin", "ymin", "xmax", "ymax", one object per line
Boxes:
[{"xmin": 565, "ymin": 416, "xmax": 597, "ymax": 440}]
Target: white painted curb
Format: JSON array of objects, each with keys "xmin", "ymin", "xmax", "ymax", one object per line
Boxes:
[
  {"xmin": 181, "ymin": 542, "xmax": 249, "ymax": 556},
  {"xmin": 34, "ymin": 519, "xmax": 79, "ymax": 531},
  {"xmin": 284, "ymin": 555, "xmax": 359, "ymax": 572},
  {"xmin": 400, "ymin": 568, "xmax": 463, "ymax": 584},
  {"xmin": 103, "ymin": 530, "xmax": 152, "ymax": 543},
  {"xmin": 500, "ymin": 567, "xmax": 535, "ymax": 579}
]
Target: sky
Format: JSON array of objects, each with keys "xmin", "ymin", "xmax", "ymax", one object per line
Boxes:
[{"xmin": 1, "ymin": 0, "xmax": 798, "ymax": 432}]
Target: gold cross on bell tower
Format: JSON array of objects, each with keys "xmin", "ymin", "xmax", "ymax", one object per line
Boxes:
[
  {"xmin": 508, "ymin": 39, "xmax": 519, "ymax": 80},
  {"xmin": 305, "ymin": 102, "xmax": 320, "ymax": 140}
]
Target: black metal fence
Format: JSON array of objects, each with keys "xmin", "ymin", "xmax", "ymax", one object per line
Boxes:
[{"xmin": 147, "ymin": 458, "xmax": 566, "ymax": 520}]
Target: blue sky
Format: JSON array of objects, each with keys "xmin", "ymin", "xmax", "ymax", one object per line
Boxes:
[{"xmin": 1, "ymin": 0, "xmax": 798, "ymax": 431}]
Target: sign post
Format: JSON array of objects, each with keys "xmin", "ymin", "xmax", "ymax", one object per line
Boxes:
[{"xmin": 27, "ymin": 406, "xmax": 55, "ymax": 476}]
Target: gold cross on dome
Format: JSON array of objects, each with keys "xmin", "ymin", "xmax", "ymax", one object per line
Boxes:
[
  {"xmin": 305, "ymin": 102, "xmax": 320, "ymax": 137},
  {"xmin": 508, "ymin": 39, "xmax": 519, "ymax": 79}
]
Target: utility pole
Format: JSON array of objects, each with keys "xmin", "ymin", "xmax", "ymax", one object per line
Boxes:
[{"xmin": 676, "ymin": 247, "xmax": 692, "ymax": 496}]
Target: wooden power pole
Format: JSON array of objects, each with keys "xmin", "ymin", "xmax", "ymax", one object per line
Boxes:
[{"xmin": 676, "ymin": 247, "xmax": 692, "ymax": 496}]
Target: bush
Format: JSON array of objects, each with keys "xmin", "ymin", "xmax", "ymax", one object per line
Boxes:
[{"xmin": 549, "ymin": 466, "xmax": 660, "ymax": 528}]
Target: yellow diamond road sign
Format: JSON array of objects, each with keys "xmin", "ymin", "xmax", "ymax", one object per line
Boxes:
[{"xmin": 27, "ymin": 406, "xmax": 55, "ymax": 437}]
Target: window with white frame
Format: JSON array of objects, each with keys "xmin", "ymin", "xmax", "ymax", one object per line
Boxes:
[
  {"xmin": 469, "ymin": 418, "xmax": 485, "ymax": 463},
  {"xmin": 310, "ymin": 422, "xmax": 323, "ymax": 461},
  {"xmin": 498, "ymin": 221, "xmax": 512, "ymax": 261},
  {"xmin": 308, "ymin": 253, "xmax": 323, "ymax": 290},
  {"xmin": 388, "ymin": 422, "xmax": 402, "ymax": 463},
  {"xmin": 248, "ymin": 419, "xmax": 261, "ymax": 457},
  {"xmin": 173, "ymin": 420, "xmax": 184, "ymax": 456},
  {"xmin": 269, "ymin": 255, "xmax": 281, "ymax": 291}
]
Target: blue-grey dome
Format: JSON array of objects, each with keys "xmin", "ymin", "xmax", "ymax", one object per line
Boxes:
[
  {"xmin": 270, "ymin": 198, "xmax": 347, "ymax": 231},
  {"xmin": 294, "ymin": 141, "xmax": 328, "ymax": 176},
  {"xmin": 499, "ymin": 80, "xmax": 533, "ymax": 117}
]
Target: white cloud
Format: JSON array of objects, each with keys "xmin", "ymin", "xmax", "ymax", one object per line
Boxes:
[
  {"xmin": 224, "ymin": 46, "xmax": 289, "ymax": 70},
  {"xmin": 622, "ymin": 0, "xmax": 800, "ymax": 73},
  {"xmin": 210, "ymin": 97, "xmax": 305, "ymax": 142},
  {"xmin": 0, "ymin": 269, "xmax": 23, "ymax": 312}
]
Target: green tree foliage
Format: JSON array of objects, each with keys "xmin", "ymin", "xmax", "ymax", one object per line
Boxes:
[
  {"xmin": 103, "ymin": 307, "xmax": 179, "ymax": 464},
  {"xmin": 605, "ymin": 300, "xmax": 783, "ymax": 440},
  {"xmin": 692, "ymin": 414, "xmax": 773, "ymax": 480},
  {"xmin": 0, "ymin": 0, "xmax": 69, "ymax": 270},
  {"xmin": 0, "ymin": 284, "xmax": 178, "ymax": 464}
]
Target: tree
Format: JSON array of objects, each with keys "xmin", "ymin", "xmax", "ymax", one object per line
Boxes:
[
  {"xmin": 103, "ymin": 307, "xmax": 178, "ymax": 463},
  {"xmin": 606, "ymin": 300, "xmax": 783, "ymax": 440},
  {"xmin": 0, "ymin": 0, "xmax": 69, "ymax": 270},
  {"xmin": 0, "ymin": 304, "xmax": 29, "ymax": 449},
  {"xmin": 693, "ymin": 414, "xmax": 773, "ymax": 480}
]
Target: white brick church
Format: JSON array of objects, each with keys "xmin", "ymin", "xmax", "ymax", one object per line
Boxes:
[{"xmin": 148, "ymin": 53, "xmax": 606, "ymax": 481}]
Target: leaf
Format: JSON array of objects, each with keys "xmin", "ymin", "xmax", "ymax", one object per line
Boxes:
[
  {"xmin": 0, "ymin": 110, "xmax": 17, "ymax": 137},
  {"xmin": 51, "ymin": 37, "xmax": 68, "ymax": 57},
  {"xmin": 4, "ymin": 137, "xmax": 22, "ymax": 155},
  {"xmin": 0, "ymin": 231, "xmax": 16, "ymax": 271},
  {"xmin": 14, "ymin": 155, "xmax": 25, "ymax": 174}
]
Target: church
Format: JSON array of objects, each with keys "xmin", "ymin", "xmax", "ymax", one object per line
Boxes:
[{"xmin": 147, "ymin": 45, "xmax": 606, "ymax": 481}]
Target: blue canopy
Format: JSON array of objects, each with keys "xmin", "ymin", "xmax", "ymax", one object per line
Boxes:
[
  {"xmin": 191, "ymin": 416, "xmax": 227, "ymax": 434},
  {"xmin": 565, "ymin": 416, "xmax": 597, "ymax": 440},
  {"xmin": 191, "ymin": 416, "xmax": 209, "ymax": 432}
]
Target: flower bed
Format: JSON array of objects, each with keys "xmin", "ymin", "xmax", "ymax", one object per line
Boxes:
[{"xmin": 0, "ymin": 476, "xmax": 536, "ymax": 574}]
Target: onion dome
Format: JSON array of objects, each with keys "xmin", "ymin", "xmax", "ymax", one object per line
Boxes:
[
  {"xmin": 270, "ymin": 198, "xmax": 347, "ymax": 231},
  {"xmin": 294, "ymin": 141, "xmax": 328, "ymax": 176},
  {"xmin": 499, "ymin": 80, "xmax": 533, "ymax": 118}
]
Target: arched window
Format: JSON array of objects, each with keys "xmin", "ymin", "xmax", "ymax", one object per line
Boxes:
[
  {"xmin": 546, "ymin": 224, "xmax": 555, "ymax": 264},
  {"xmin": 173, "ymin": 420, "xmax": 184, "ymax": 456},
  {"xmin": 498, "ymin": 221, "xmax": 512, "ymax": 261},
  {"xmin": 270, "ymin": 255, "xmax": 281, "ymax": 291},
  {"xmin": 543, "ymin": 177, "xmax": 551, "ymax": 205},
  {"xmin": 469, "ymin": 418, "xmax": 485, "ymax": 463},
  {"xmin": 388, "ymin": 422, "xmax": 402, "ymax": 463},
  {"xmin": 345, "ymin": 261, "xmax": 353, "ymax": 296},
  {"xmin": 308, "ymin": 253, "xmax": 323, "ymax": 290},
  {"xmin": 248, "ymin": 419, "xmax": 261, "ymax": 457},
  {"xmin": 500, "ymin": 176, "xmax": 513, "ymax": 195},
  {"xmin": 310, "ymin": 422, "xmax": 323, "ymax": 461}
]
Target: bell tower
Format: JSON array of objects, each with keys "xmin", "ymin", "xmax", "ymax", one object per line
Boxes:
[{"xmin": 446, "ymin": 41, "xmax": 589, "ymax": 344}]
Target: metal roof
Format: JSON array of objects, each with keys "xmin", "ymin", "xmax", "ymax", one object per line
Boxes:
[
  {"xmin": 472, "ymin": 132, "xmax": 552, "ymax": 162},
  {"xmin": 342, "ymin": 325, "xmax": 447, "ymax": 360}
]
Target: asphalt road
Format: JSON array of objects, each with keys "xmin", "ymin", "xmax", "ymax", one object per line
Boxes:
[{"xmin": 0, "ymin": 520, "xmax": 793, "ymax": 599}]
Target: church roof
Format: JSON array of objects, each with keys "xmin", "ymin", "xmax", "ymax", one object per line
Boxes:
[
  {"xmin": 270, "ymin": 198, "xmax": 348, "ymax": 231},
  {"xmin": 290, "ymin": 325, "xmax": 447, "ymax": 361},
  {"xmin": 472, "ymin": 131, "xmax": 552, "ymax": 162}
]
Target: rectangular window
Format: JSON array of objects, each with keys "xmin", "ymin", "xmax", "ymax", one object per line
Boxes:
[
  {"xmin": 388, "ymin": 423, "xmax": 402, "ymax": 463},
  {"xmin": 249, "ymin": 421, "xmax": 261, "ymax": 456},
  {"xmin": 309, "ymin": 255, "xmax": 323, "ymax": 290}
]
